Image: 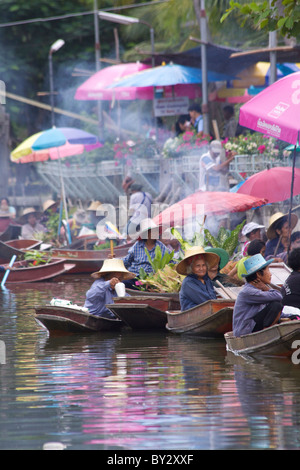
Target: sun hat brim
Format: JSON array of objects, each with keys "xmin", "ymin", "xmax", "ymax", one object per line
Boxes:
[
  {"xmin": 205, "ymin": 247, "xmax": 229, "ymax": 270},
  {"xmin": 91, "ymin": 259, "xmax": 136, "ymax": 280},
  {"xmin": 241, "ymin": 258, "xmax": 274, "ymax": 277},
  {"xmin": 176, "ymin": 246, "xmax": 220, "ymax": 275},
  {"xmin": 267, "ymin": 212, "xmax": 298, "ymax": 240}
]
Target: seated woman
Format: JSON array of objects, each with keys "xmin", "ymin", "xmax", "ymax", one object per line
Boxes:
[
  {"xmin": 265, "ymin": 212, "xmax": 298, "ymax": 258},
  {"xmin": 233, "ymin": 254, "xmax": 283, "ymax": 337},
  {"xmin": 176, "ymin": 246, "xmax": 220, "ymax": 311},
  {"xmin": 84, "ymin": 258, "xmax": 135, "ymax": 319},
  {"xmin": 19, "ymin": 207, "xmax": 47, "ymax": 240},
  {"xmin": 281, "ymin": 247, "xmax": 300, "ymax": 318}
]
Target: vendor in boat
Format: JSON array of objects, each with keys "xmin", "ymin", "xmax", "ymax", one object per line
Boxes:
[
  {"xmin": 19, "ymin": 207, "xmax": 47, "ymax": 240},
  {"xmin": 84, "ymin": 258, "xmax": 135, "ymax": 319},
  {"xmin": 176, "ymin": 246, "xmax": 220, "ymax": 311},
  {"xmin": 232, "ymin": 254, "xmax": 283, "ymax": 337},
  {"xmin": 265, "ymin": 212, "xmax": 298, "ymax": 258},
  {"xmin": 122, "ymin": 218, "xmax": 170, "ymax": 289}
]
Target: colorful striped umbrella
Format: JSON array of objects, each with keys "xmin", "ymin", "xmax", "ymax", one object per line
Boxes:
[
  {"xmin": 11, "ymin": 127, "xmax": 102, "ymax": 163},
  {"xmin": 10, "ymin": 127, "xmax": 103, "ymax": 243}
]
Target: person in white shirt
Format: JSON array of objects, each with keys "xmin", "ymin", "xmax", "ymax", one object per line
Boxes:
[
  {"xmin": 127, "ymin": 183, "xmax": 152, "ymax": 236},
  {"xmin": 19, "ymin": 207, "xmax": 47, "ymax": 240},
  {"xmin": 199, "ymin": 140, "xmax": 235, "ymax": 191}
]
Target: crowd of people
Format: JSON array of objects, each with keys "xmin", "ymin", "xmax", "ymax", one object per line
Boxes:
[{"xmin": 2, "ymin": 102, "xmax": 299, "ymax": 338}]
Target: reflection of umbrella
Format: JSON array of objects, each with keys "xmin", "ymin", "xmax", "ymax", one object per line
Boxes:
[
  {"xmin": 109, "ymin": 63, "xmax": 235, "ymax": 89},
  {"xmin": 237, "ymin": 167, "xmax": 300, "ymax": 204},
  {"xmin": 75, "ymin": 62, "xmax": 202, "ymax": 101},
  {"xmin": 11, "ymin": 127, "xmax": 103, "ymax": 243},
  {"xmin": 153, "ymin": 191, "xmax": 267, "ymax": 227},
  {"xmin": 239, "ymin": 71, "xmax": 300, "ymax": 237}
]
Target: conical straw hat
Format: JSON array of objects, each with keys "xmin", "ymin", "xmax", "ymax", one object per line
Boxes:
[
  {"xmin": 267, "ymin": 211, "xmax": 298, "ymax": 240},
  {"xmin": 176, "ymin": 246, "xmax": 220, "ymax": 275},
  {"xmin": 91, "ymin": 258, "xmax": 136, "ymax": 280}
]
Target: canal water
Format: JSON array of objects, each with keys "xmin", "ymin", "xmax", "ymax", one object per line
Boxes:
[{"xmin": 1, "ymin": 274, "xmax": 300, "ymax": 451}]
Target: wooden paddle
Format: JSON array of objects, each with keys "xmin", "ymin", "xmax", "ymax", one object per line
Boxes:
[{"xmin": 1, "ymin": 255, "xmax": 17, "ymax": 288}]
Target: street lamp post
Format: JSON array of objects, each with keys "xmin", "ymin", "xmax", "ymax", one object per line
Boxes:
[
  {"xmin": 98, "ymin": 11, "xmax": 155, "ymax": 67},
  {"xmin": 48, "ymin": 39, "xmax": 65, "ymax": 127}
]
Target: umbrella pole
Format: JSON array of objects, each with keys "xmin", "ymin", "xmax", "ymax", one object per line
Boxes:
[
  {"xmin": 57, "ymin": 153, "xmax": 72, "ymax": 244},
  {"xmin": 288, "ymin": 145, "xmax": 296, "ymax": 255}
]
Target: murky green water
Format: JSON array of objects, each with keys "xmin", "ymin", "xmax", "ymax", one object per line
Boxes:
[{"xmin": 1, "ymin": 275, "xmax": 300, "ymax": 450}]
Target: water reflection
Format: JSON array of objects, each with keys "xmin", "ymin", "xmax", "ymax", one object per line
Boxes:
[{"xmin": 1, "ymin": 277, "xmax": 300, "ymax": 449}]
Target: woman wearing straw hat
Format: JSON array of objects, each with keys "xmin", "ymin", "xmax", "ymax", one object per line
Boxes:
[
  {"xmin": 19, "ymin": 207, "xmax": 47, "ymax": 240},
  {"xmin": 122, "ymin": 218, "xmax": 170, "ymax": 289},
  {"xmin": 176, "ymin": 246, "xmax": 220, "ymax": 311},
  {"xmin": 84, "ymin": 258, "xmax": 135, "ymax": 318},
  {"xmin": 265, "ymin": 212, "xmax": 298, "ymax": 258},
  {"xmin": 232, "ymin": 254, "xmax": 283, "ymax": 337}
]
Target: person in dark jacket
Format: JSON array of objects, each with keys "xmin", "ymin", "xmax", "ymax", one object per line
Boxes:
[{"xmin": 176, "ymin": 246, "xmax": 219, "ymax": 311}]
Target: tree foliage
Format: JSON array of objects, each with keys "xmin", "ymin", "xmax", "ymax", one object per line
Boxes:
[{"xmin": 221, "ymin": 0, "xmax": 300, "ymax": 38}]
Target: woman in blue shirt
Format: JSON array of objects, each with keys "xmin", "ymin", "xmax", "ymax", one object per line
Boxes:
[{"xmin": 176, "ymin": 246, "xmax": 220, "ymax": 311}]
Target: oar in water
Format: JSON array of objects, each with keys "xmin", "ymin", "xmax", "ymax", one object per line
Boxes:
[{"xmin": 1, "ymin": 255, "xmax": 17, "ymax": 288}]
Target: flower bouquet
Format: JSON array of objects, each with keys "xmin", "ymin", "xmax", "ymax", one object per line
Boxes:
[
  {"xmin": 162, "ymin": 130, "xmax": 212, "ymax": 159},
  {"xmin": 223, "ymin": 132, "xmax": 279, "ymax": 157}
]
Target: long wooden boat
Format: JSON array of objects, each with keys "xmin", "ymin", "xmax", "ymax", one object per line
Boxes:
[
  {"xmin": 48, "ymin": 241, "xmax": 134, "ymax": 274},
  {"xmin": 35, "ymin": 304, "xmax": 123, "ymax": 334},
  {"xmin": 106, "ymin": 295, "xmax": 181, "ymax": 330},
  {"xmin": 0, "ymin": 258, "xmax": 75, "ymax": 283},
  {"xmin": 0, "ymin": 224, "xmax": 21, "ymax": 242},
  {"xmin": 166, "ymin": 299, "xmax": 235, "ymax": 337},
  {"xmin": 224, "ymin": 320, "xmax": 300, "ymax": 357}
]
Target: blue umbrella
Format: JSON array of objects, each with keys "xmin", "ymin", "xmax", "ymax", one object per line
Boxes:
[{"xmin": 108, "ymin": 63, "xmax": 235, "ymax": 88}]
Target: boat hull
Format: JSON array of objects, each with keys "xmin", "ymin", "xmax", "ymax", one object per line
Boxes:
[
  {"xmin": 0, "ymin": 258, "xmax": 75, "ymax": 283},
  {"xmin": 166, "ymin": 300, "xmax": 235, "ymax": 338},
  {"xmin": 107, "ymin": 295, "xmax": 181, "ymax": 330},
  {"xmin": 225, "ymin": 320, "xmax": 300, "ymax": 357},
  {"xmin": 35, "ymin": 305, "xmax": 123, "ymax": 334},
  {"xmin": 49, "ymin": 242, "xmax": 134, "ymax": 274}
]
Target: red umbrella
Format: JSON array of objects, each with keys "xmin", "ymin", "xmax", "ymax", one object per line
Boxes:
[
  {"xmin": 237, "ymin": 166, "xmax": 300, "ymax": 203},
  {"xmin": 153, "ymin": 191, "xmax": 267, "ymax": 227}
]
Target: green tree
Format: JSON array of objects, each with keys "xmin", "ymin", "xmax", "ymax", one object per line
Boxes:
[{"xmin": 221, "ymin": 0, "xmax": 300, "ymax": 38}]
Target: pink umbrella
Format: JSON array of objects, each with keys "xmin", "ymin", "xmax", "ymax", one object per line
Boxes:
[
  {"xmin": 75, "ymin": 62, "xmax": 202, "ymax": 101},
  {"xmin": 239, "ymin": 71, "xmax": 300, "ymax": 235},
  {"xmin": 153, "ymin": 191, "xmax": 267, "ymax": 227},
  {"xmin": 239, "ymin": 71, "xmax": 300, "ymax": 145},
  {"xmin": 237, "ymin": 166, "xmax": 300, "ymax": 203}
]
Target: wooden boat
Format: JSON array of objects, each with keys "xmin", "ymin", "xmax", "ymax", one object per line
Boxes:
[
  {"xmin": 48, "ymin": 241, "xmax": 134, "ymax": 274},
  {"xmin": 35, "ymin": 304, "xmax": 123, "ymax": 334},
  {"xmin": 0, "ymin": 238, "xmax": 42, "ymax": 263},
  {"xmin": 225, "ymin": 320, "xmax": 300, "ymax": 358},
  {"xmin": 166, "ymin": 299, "xmax": 235, "ymax": 337},
  {"xmin": 0, "ymin": 224, "xmax": 21, "ymax": 242},
  {"xmin": 0, "ymin": 258, "xmax": 75, "ymax": 283},
  {"xmin": 106, "ymin": 295, "xmax": 181, "ymax": 330}
]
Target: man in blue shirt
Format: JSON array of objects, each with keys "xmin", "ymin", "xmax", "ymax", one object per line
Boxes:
[
  {"xmin": 122, "ymin": 218, "xmax": 170, "ymax": 289},
  {"xmin": 233, "ymin": 254, "xmax": 282, "ymax": 337}
]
